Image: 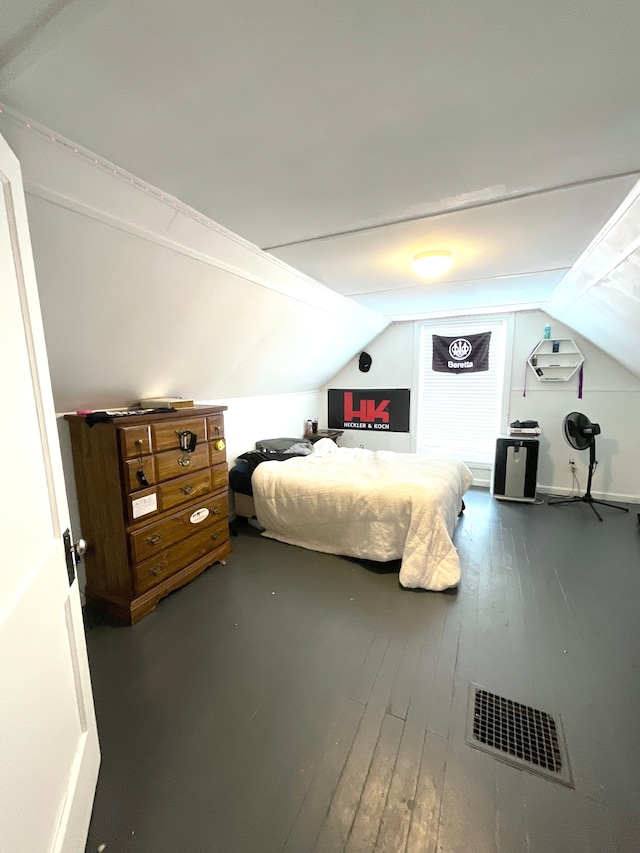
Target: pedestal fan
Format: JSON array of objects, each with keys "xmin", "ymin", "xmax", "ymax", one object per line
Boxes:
[{"xmin": 548, "ymin": 412, "xmax": 629, "ymax": 521}]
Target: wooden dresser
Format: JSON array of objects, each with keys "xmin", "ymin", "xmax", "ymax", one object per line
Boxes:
[{"xmin": 65, "ymin": 406, "xmax": 232, "ymax": 624}]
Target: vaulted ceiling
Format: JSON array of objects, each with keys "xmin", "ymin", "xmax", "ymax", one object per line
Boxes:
[{"xmin": 2, "ymin": 0, "xmax": 640, "ymax": 320}]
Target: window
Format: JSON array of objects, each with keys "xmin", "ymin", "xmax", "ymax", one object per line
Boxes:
[{"xmin": 416, "ymin": 316, "xmax": 509, "ymax": 465}]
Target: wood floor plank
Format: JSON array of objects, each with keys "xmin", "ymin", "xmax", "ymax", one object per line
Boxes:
[
  {"xmin": 436, "ymin": 740, "xmax": 498, "ymax": 853},
  {"xmin": 507, "ymin": 514, "xmax": 560, "ymax": 711},
  {"xmin": 282, "ymin": 697, "xmax": 365, "ymax": 853},
  {"xmin": 494, "ymin": 761, "xmax": 528, "ymax": 853},
  {"xmin": 313, "ymin": 622, "xmax": 411, "ymax": 853},
  {"xmin": 499, "ymin": 515, "xmax": 534, "ymax": 701},
  {"xmin": 425, "ymin": 602, "xmax": 463, "ymax": 739},
  {"xmin": 404, "ymin": 731, "xmax": 447, "ymax": 853},
  {"xmin": 388, "ymin": 624, "xmax": 425, "ymax": 721},
  {"xmin": 374, "ymin": 721, "xmax": 425, "ymax": 853},
  {"xmin": 403, "ymin": 598, "xmax": 448, "ymax": 730},
  {"xmin": 349, "ymin": 629, "xmax": 391, "ymax": 706},
  {"xmin": 522, "ymin": 771, "xmax": 607, "ymax": 853},
  {"xmin": 345, "ymin": 713, "xmax": 404, "ymax": 853}
]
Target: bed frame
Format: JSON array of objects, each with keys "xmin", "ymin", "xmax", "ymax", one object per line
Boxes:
[{"xmin": 234, "ymin": 491, "xmax": 256, "ymax": 519}]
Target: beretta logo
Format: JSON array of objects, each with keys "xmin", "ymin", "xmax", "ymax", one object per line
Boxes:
[
  {"xmin": 432, "ymin": 332, "xmax": 491, "ymax": 373},
  {"xmin": 328, "ymin": 389, "xmax": 410, "ymax": 433},
  {"xmin": 448, "ymin": 338, "xmax": 473, "ymax": 368}
]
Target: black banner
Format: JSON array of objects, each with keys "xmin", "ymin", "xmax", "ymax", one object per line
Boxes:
[
  {"xmin": 328, "ymin": 389, "xmax": 410, "ymax": 433},
  {"xmin": 432, "ymin": 332, "xmax": 491, "ymax": 373}
]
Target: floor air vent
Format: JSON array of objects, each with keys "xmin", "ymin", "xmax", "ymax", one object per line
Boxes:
[{"xmin": 466, "ymin": 684, "xmax": 573, "ymax": 787}]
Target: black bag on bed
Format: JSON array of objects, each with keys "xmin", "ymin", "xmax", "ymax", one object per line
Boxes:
[
  {"xmin": 236, "ymin": 450, "xmax": 300, "ymax": 475},
  {"xmin": 254, "ymin": 437, "xmax": 313, "ymax": 455}
]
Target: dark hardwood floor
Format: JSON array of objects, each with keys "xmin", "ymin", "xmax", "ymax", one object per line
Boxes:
[{"xmin": 83, "ymin": 488, "xmax": 640, "ymax": 852}]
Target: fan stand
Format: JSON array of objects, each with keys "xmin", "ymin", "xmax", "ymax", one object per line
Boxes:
[{"xmin": 548, "ymin": 439, "xmax": 629, "ymax": 521}]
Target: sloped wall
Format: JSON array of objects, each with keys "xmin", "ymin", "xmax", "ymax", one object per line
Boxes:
[
  {"xmin": 0, "ymin": 109, "xmax": 388, "ymax": 593},
  {"xmin": 0, "ymin": 110, "xmax": 388, "ymax": 414},
  {"xmin": 544, "ymin": 178, "xmax": 640, "ymax": 378}
]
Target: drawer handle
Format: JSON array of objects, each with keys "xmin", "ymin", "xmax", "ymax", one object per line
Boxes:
[
  {"xmin": 176, "ymin": 429, "xmax": 198, "ymax": 453},
  {"xmin": 180, "ymin": 484, "xmax": 194, "ymax": 495},
  {"xmin": 211, "ymin": 532, "xmax": 219, "ymax": 541},
  {"xmin": 212, "ymin": 506, "xmax": 220, "ymax": 515},
  {"xmin": 146, "ymin": 534, "xmax": 161, "ymax": 546},
  {"xmin": 214, "ymin": 439, "xmax": 225, "ymax": 451},
  {"xmin": 149, "ymin": 562, "xmax": 167, "ymax": 577},
  {"xmin": 178, "ymin": 455, "xmax": 191, "ymax": 467}
]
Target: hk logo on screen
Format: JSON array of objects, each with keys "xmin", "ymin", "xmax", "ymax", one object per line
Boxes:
[
  {"xmin": 327, "ymin": 388, "xmax": 410, "ymax": 433},
  {"xmin": 343, "ymin": 392, "xmax": 390, "ymax": 429}
]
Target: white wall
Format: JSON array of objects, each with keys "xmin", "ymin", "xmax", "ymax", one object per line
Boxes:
[
  {"xmin": 325, "ymin": 311, "xmax": 640, "ymax": 501},
  {"xmin": 0, "ymin": 110, "xmax": 388, "ymax": 595},
  {"xmin": 199, "ymin": 391, "xmax": 322, "ymax": 468},
  {"xmin": 0, "ymin": 114, "xmax": 387, "ymax": 412},
  {"xmin": 322, "ymin": 322, "xmax": 415, "ymax": 452},
  {"xmin": 545, "ymin": 178, "xmax": 640, "ymax": 379},
  {"xmin": 509, "ymin": 312, "xmax": 640, "ymax": 502}
]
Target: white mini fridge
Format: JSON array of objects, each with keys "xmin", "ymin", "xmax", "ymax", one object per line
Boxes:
[{"xmin": 492, "ymin": 436, "xmax": 539, "ymax": 502}]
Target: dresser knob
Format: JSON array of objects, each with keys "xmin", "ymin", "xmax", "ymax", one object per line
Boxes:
[
  {"xmin": 146, "ymin": 534, "xmax": 161, "ymax": 545},
  {"xmin": 178, "ymin": 455, "xmax": 191, "ymax": 467},
  {"xmin": 214, "ymin": 439, "xmax": 225, "ymax": 451},
  {"xmin": 212, "ymin": 507, "xmax": 220, "ymax": 515},
  {"xmin": 149, "ymin": 563, "xmax": 166, "ymax": 576},
  {"xmin": 211, "ymin": 532, "xmax": 219, "ymax": 541},
  {"xmin": 180, "ymin": 484, "xmax": 194, "ymax": 495}
]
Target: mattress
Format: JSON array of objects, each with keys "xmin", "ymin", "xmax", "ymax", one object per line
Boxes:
[{"xmin": 251, "ymin": 439, "xmax": 473, "ymax": 591}]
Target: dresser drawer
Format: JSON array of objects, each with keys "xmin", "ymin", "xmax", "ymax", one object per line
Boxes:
[
  {"xmin": 123, "ymin": 455, "xmax": 157, "ymax": 493},
  {"xmin": 209, "ymin": 441, "xmax": 227, "ymax": 467},
  {"xmin": 119, "ymin": 425, "xmax": 152, "ymax": 460},
  {"xmin": 155, "ymin": 442, "xmax": 210, "ymax": 483},
  {"xmin": 211, "ymin": 462, "xmax": 229, "ymax": 492},
  {"xmin": 129, "ymin": 494, "xmax": 228, "ymax": 563},
  {"xmin": 158, "ymin": 469, "xmax": 212, "ymax": 512},
  {"xmin": 152, "ymin": 418, "xmax": 207, "ymax": 453},
  {"xmin": 207, "ymin": 414, "xmax": 225, "ymax": 441},
  {"xmin": 127, "ymin": 487, "xmax": 160, "ymax": 524},
  {"xmin": 134, "ymin": 519, "xmax": 229, "ymax": 595}
]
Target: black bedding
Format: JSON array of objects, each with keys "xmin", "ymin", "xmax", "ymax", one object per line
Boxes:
[
  {"xmin": 237, "ymin": 450, "xmax": 302, "ymax": 475},
  {"xmin": 229, "ymin": 459, "xmax": 253, "ymax": 495},
  {"xmin": 230, "ymin": 451, "xmax": 303, "ymax": 495},
  {"xmin": 230, "ymin": 438, "xmax": 314, "ymax": 496}
]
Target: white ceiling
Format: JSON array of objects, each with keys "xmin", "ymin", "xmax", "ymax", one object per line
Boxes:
[{"xmin": 2, "ymin": 0, "xmax": 640, "ymax": 319}]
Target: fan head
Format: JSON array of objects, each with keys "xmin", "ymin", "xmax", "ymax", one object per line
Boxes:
[{"xmin": 562, "ymin": 412, "xmax": 601, "ymax": 451}]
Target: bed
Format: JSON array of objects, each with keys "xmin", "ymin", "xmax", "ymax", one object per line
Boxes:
[{"xmin": 238, "ymin": 438, "xmax": 472, "ymax": 591}]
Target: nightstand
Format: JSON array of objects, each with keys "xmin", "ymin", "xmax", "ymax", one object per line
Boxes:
[{"xmin": 304, "ymin": 429, "xmax": 343, "ymax": 444}]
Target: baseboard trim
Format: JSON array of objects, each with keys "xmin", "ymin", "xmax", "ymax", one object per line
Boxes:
[
  {"xmin": 538, "ymin": 487, "xmax": 640, "ymax": 504},
  {"xmin": 472, "ymin": 475, "xmax": 491, "ymax": 489},
  {"xmin": 472, "ymin": 478, "xmax": 639, "ymax": 504}
]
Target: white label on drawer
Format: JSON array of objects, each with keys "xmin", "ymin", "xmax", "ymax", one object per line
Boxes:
[
  {"xmin": 132, "ymin": 493, "xmax": 158, "ymax": 519},
  {"xmin": 190, "ymin": 507, "xmax": 210, "ymax": 524}
]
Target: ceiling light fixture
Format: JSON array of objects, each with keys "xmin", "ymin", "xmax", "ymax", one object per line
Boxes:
[{"xmin": 411, "ymin": 250, "xmax": 453, "ymax": 279}]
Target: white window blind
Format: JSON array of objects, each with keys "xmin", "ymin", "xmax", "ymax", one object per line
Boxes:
[{"xmin": 416, "ymin": 317, "xmax": 508, "ymax": 464}]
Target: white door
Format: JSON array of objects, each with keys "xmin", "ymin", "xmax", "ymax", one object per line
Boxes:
[{"xmin": 0, "ymin": 134, "xmax": 99, "ymax": 852}]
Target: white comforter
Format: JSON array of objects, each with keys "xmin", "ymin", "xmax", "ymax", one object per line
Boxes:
[{"xmin": 251, "ymin": 439, "xmax": 473, "ymax": 591}]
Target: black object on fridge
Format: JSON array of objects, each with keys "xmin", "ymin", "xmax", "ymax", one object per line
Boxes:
[{"xmin": 492, "ymin": 437, "xmax": 539, "ymax": 503}]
